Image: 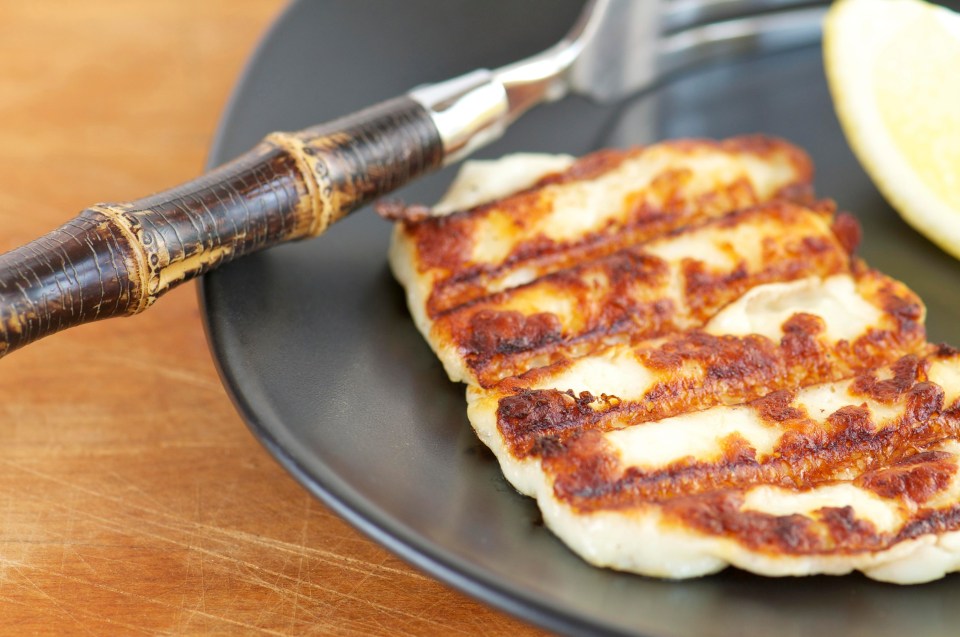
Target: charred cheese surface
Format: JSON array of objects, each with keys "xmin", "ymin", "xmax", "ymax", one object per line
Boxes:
[
  {"xmin": 389, "ymin": 136, "xmax": 813, "ymax": 320},
  {"xmin": 427, "ymin": 202, "xmax": 854, "ymax": 386},
  {"xmin": 538, "ymin": 351, "xmax": 960, "ymax": 583},
  {"xmin": 384, "ymin": 136, "xmax": 960, "ymax": 583},
  {"xmin": 466, "ymin": 269, "xmax": 927, "ymax": 496}
]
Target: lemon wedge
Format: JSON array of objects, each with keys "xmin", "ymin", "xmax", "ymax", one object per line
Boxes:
[{"xmin": 824, "ymin": 0, "xmax": 960, "ymax": 257}]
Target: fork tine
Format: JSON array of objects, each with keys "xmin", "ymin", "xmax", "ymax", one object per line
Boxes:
[
  {"xmin": 662, "ymin": 0, "xmax": 828, "ymax": 34},
  {"xmin": 657, "ymin": 5, "xmax": 827, "ymax": 77}
]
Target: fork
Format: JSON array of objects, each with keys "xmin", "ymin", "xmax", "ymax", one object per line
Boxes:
[{"xmin": 0, "ymin": 0, "xmax": 826, "ymax": 358}]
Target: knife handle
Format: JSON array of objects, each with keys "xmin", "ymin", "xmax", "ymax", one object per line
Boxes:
[{"xmin": 0, "ymin": 96, "xmax": 443, "ymax": 358}]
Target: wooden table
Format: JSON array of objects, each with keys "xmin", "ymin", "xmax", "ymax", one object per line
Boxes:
[{"xmin": 0, "ymin": 2, "xmax": 546, "ymax": 634}]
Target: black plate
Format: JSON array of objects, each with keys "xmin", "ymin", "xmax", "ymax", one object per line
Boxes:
[{"xmin": 200, "ymin": 2, "xmax": 960, "ymax": 635}]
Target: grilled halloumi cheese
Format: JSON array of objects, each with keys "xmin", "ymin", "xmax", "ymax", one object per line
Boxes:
[
  {"xmin": 387, "ymin": 136, "xmax": 813, "ymax": 320},
  {"xmin": 407, "ymin": 201, "xmax": 857, "ymax": 387},
  {"xmin": 536, "ymin": 350, "xmax": 960, "ymax": 583},
  {"xmin": 384, "ymin": 137, "xmax": 960, "ymax": 583},
  {"xmin": 467, "ymin": 270, "xmax": 928, "ymax": 497}
]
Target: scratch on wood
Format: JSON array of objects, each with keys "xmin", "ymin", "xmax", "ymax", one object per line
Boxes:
[
  {"xmin": 5, "ymin": 457, "xmax": 429, "ymax": 580},
  {"xmin": 17, "ymin": 561, "xmax": 290, "ymax": 635},
  {"xmin": 91, "ymin": 352, "xmax": 223, "ymax": 391},
  {"xmin": 0, "ymin": 458, "xmax": 463, "ymax": 634},
  {"xmin": 13, "ymin": 563, "xmax": 129, "ymax": 636}
]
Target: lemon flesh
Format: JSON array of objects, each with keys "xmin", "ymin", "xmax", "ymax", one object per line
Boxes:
[{"xmin": 824, "ymin": 0, "xmax": 960, "ymax": 257}]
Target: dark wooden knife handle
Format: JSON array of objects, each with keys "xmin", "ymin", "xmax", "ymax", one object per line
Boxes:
[{"xmin": 0, "ymin": 96, "xmax": 443, "ymax": 358}]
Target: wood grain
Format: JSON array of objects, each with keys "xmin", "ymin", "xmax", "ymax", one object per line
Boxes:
[{"xmin": 0, "ymin": 1, "xmax": 546, "ymax": 634}]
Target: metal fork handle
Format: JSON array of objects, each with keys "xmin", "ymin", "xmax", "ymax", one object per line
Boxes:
[
  {"xmin": 400, "ymin": 0, "xmax": 830, "ymax": 165},
  {"xmin": 410, "ymin": 0, "xmax": 609, "ymax": 163}
]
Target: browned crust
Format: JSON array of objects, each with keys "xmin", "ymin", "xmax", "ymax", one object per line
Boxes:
[
  {"xmin": 385, "ymin": 137, "xmax": 960, "ymax": 565},
  {"xmin": 857, "ymin": 451, "xmax": 957, "ymax": 503},
  {"xmin": 657, "ymin": 470, "xmax": 960, "ymax": 558},
  {"xmin": 389, "ymin": 136, "xmax": 815, "ymax": 317},
  {"xmin": 531, "ymin": 351, "xmax": 960, "ymax": 555},
  {"xmin": 392, "ymin": 149, "xmax": 634, "ymax": 272},
  {"xmin": 529, "ymin": 148, "xmax": 634, "ymax": 188},
  {"xmin": 547, "ymin": 388, "xmax": 955, "ymax": 511},
  {"xmin": 439, "ymin": 201, "xmax": 853, "ymax": 386},
  {"xmin": 496, "ymin": 306, "xmax": 927, "ymax": 461}
]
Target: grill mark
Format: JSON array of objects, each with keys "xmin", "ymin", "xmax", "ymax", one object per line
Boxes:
[
  {"xmin": 850, "ymin": 355, "xmax": 926, "ymax": 404},
  {"xmin": 658, "ymin": 449, "xmax": 960, "ymax": 557},
  {"xmin": 936, "ymin": 343, "xmax": 960, "ymax": 358},
  {"xmin": 393, "ymin": 137, "xmax": 814, "ymax": 317},
  {"xmin": 532, "ymin": 148, "xmax": 632, "ymax": 187},
  {"xmin": 401, "ymin": 209, "xmax": 478, "ymax": 274},
  {"xmin": 465, "ymin": 311, "xmax": 563, "ymax": 360},
  {"xmin": 493, "ymin": 287, "xmax": 927, "ymax": 459},
  {"xmin": 558, "ymin": 442, "xmax": 960, "ymax": 556},
  {"xmin": 819, "ymin": 506, "xmax": 880, "ymax": 548},
  {"xmin": 897, "ymin": 504, "xmax": 960, "ymax": 542},
  {"xmin": 661, "ymin": 492, "xmax": 826, "ymax": 554},
  {"xmin": 883, "ymin": 292, "xmax": 925, "ymax": 334},
  {"xmin": 443, "ymin": 203, "xmax": 850, "ymax": 386},
  {"xmin": 498, "ymin": 390, "xmax": 618, "ymax": 458},
  {"xmin": 753, "ymin": 389, "xmax": 806, "ymax": 423},
  {"xmin": 857, "ymin": 451, "xmax": 957, "ymax": 504},
  {"xmin": 780, "ymin": 314, "xmax": 830, "ymax": 374},
  {"xmin": 540, "ymin": 355, "xmax": 959, "ymax": 517},
  {"xmin": 661, "ymin": 496, "xmax": 960, "ymax": 557}
]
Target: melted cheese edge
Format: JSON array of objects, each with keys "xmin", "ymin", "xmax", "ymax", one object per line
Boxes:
[{"xmin": 432, "ymin": 153, "xmax": 575, "ymax": 214}]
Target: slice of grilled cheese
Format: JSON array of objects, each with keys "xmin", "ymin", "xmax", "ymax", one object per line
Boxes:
[
  {"xmin": 388, "ymin": 136, "xmax": 814, "ymax": 320},
  {"xmin": 384, "ymin": 137, "xmax": 960, "ymax": 583},
  {"xmin": 423, "ymin": 201, "xmax": 855, "ymax": 386},
  {"xmin": 535, "ymin": 350, "xmax": 960, "ymax": 583},
  {"xmin": 466, "ymin": 269, "xmax": 927, "ymax": 496}
]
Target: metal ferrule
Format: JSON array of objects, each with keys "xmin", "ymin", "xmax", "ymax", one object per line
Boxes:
[
  {"xmin": 408, "ymin": 70, "xmax": 510, "ymax": 165},
  {"xmin": 408, "ymin": 50, "xmax": 584, "ymax": 165},
  {"xmin": 408, "ymin": 2, "xmax": 602, "ymax": 165},
  {"xmin": 409, "ymin": 52, "xmax": 585, "ymax": 165}
]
